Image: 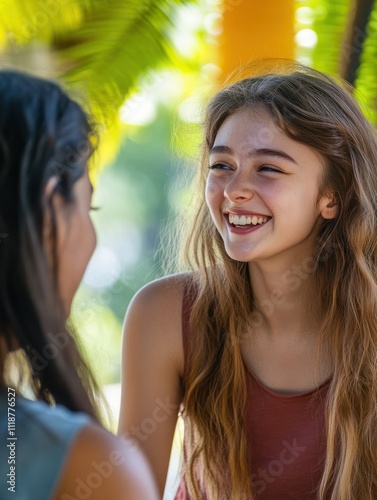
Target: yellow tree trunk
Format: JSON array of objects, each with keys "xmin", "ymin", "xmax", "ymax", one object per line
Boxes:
[{"xmin": 219, "ymin": 0, "xmax": 295, "ymax": 79}]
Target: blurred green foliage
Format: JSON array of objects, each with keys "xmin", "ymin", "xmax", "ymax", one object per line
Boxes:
[
  {"xmin": 0, "ymin": 0, "xmax": 202, "ymax": 165},
  {"xmin": 298, "ymin": 0, "xmax": 377, "ymax": 122},
  {"xmin": 71, "ymin": 103, "xmax": 195, "ymax": 385},
  {"xmin": 309, "ymin": 0, "xmax": 351, "ymax": 76}
]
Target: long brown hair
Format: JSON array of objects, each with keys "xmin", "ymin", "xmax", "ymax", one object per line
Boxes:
[{"xmin": 179, "ymin": 65, "xmax": 377, "ymax": 498}]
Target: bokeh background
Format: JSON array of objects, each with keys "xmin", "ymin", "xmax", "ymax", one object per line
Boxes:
[{"xmin": 1, "ymin": 0, "xmax": 376, "ymax": 496}]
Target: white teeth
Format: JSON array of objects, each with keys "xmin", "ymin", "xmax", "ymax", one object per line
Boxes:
[{"xmin": 229, "ymin": 214, "xmax": 270, "ymax": 226}]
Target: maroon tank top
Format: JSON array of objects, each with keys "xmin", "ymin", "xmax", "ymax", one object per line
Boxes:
[{"xmin": 175, "ymin": 283, "xmax": 331, "ymax": 499}]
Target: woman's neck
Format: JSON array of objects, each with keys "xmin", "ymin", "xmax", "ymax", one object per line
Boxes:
[{"xmin": 248, "ymin": 259, "xmax": 321, "ymax": 341}]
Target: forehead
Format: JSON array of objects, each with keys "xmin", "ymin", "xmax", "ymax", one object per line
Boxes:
[
  {"xmin": 212, "ymin": 107, "xmax": 324, "ymax": 167},
  {"xmin": 213, "ymin": 108, "xmax": 284, "ymax": 148}
]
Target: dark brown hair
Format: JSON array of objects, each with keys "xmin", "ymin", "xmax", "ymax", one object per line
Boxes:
[{"xmin": 0, "ymin": 71, "xmax": 101, "ymax": 421}]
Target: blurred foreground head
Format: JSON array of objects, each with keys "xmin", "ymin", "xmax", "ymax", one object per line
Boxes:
[{"xmin": 0, "ymin": 71, "xmax": 99, "ymax": 418}]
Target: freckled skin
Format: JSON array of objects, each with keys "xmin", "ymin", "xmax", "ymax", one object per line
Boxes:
[{"xmin": 205, "ymin": 108, "xmax": 334, "ymax": 269}]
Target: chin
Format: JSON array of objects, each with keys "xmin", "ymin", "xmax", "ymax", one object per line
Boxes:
[
  {"xmin": 224, "ymin": 245, "xmax": 259, "ymax": 263},
  {"xmin": 62, "ymin": 295, "xmax": 74, "ymax": 319},
  {"xmin": 64, "ymin": 304, "xmax": 72, "ymax": 319},
  {"xmin": 226, "ymin": 252, "xmax": 256, "ymax": 263},
  {"xmin": 61, "ymin": 283, "xmax": 80, "ymax": 319}
]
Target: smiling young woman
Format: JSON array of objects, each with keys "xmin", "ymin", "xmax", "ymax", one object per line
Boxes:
[
  {"xmin": 205, "ymin": 106, "xmax": 337, "ymax": 265},
  {"xmin": 119, "ymin": 65, "xmax": 377, "ymax": 499}
]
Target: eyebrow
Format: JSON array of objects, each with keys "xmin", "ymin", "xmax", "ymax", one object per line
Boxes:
[{"xmin": 209, "ymin": 145, "xmax": 298, "ymax": 165}]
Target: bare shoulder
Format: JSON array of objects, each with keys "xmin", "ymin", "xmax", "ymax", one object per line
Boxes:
[
  {"xmin": 129, "ymin": 272, "xmax": 189, "ymax": 313},
  {"xmin": 124, "ymin": 273, "xmax": 190, "ymax": 375},
  {"xmin": 119, "ymin": 274, "xmax": 190, "ymax": 492},
  {"xmin": 53, "ymin": 424, "xmax": 158, "ymax": 499}
]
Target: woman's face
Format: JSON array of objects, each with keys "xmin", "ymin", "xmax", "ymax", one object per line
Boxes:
[
  {"xmin": 205, "ymin": 107, "xmax": 337, "ymax": 268},
  {"xmin": 45, "ymin": 169, "xmax": 96, "ymax": 316}
]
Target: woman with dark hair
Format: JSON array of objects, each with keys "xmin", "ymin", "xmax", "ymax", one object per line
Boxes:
[
  {"xmin": 0, "ymin": 71, "xmax": 158, "ymax": 499},
  {"xmin": 119, "ymin": 65, "xmax": 377, "ymax": 499}
]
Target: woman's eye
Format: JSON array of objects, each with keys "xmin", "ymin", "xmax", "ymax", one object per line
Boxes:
[
  {"xmin": 208, "ymin": 163, "xmax": 231, "ymax": 171},
  {"xmin": 259, "ymin": 165, "xmax": 282, "ymax": 173}
]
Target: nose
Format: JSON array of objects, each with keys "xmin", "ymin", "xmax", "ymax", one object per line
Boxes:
[{"xmin": 224, "ymin": 170, "xmax": 254, "ymax": 202}]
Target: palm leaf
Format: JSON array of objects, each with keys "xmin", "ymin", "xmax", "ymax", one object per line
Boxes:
[
  {"xmin": 308, "ymin": 0, "xmax": 377, "ymax": 122},
  {"xmin": 0, "ymin": 0, "xmax": 196, "ymax": 122},
  {"xmin": 52, "ymin": 0, "xmax": 198, "ymax": 166},
  {"xmin": 55, "ymin": 0, "xmax": 186, "ymax": 123},
  {"xmin": 339, "ymin": 0, "xmax": 374, "ymax": 84},
  {"xmin": 0, "ymin": 0, "xmax": 84, "ymax": 46},
  {"xmin": 353, "ymin": 0, "xmax": 377, "ymax": 123},
  {"xmin": 0, "ymin": 0, "xmax": 199, "ymax": 166},
  {"xmin": 309, "ymin": 0, "xmax": 351, "ymax": 76}
]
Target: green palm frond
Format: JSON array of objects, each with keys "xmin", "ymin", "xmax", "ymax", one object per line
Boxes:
[
  {"xmin": 309, "ymin": 0, "xmax": 351, "ymax": 76},
  {"xmin": 0, "ymin": 0, "xmax": 197, "ymax": 117},
  {"xmin": 55, "ymin": 0, "xmax": 189, "ymax": 124},
  {"xmin": 0, "ymin": 0, "xmax": 199, "ymax": 165},
  {"xmin": 0, "ymin": 0, "xmax": 84, "ymax": 46},
  {"xmin": 306, "ymin": 0, "xmax": 377, "ymax": 122},
  {"xmin": 353, "ymin": 0, "xmax": 377, "ymax": 123}
]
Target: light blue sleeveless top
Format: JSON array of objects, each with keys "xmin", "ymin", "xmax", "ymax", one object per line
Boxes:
[{"xmin": 0, "ymin": 392, "xmax": 92, "ymax": 499}]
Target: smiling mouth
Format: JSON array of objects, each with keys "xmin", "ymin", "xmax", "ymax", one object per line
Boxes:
[{"xmin": 227, "ymin": 214, "xmax": 272, "ymax": 228}]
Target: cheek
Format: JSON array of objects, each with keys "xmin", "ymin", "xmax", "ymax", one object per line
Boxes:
[
  {"xmin": 78, "ymin": 210, "xmax": 97, "ymax": 266},
  {"xmin": 69, "ymin": 211, "xmax": 96, "ymax": 273},
  {"xmin": 205, "ymin": 177, "xmax": 223, "ymax": 209},
  {"xmin": 261, "ymin": 180, "xmax": 315, "ymax": 210},
  {"xmin": 257, "ymin": 182, "xmax": 285, "ymax": 209},
  {"xmin": 88, "ymin": 220, "xmax": 97, "ymax": 257},
  {"xmin": 205, "ymin": 184, "xmax": 225, "ymax": 233}
]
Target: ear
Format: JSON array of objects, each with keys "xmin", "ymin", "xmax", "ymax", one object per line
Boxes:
[
  {"xmin": 44, "ymin": 176, "xmax": 59, "ymax": 201},
  {"xmin": 43, "ymin": 176, "xmax": 60, "ymax": 245},
  {"xmin": 319, "ymin": 193, "xmax": 338, "ymax": 220}
]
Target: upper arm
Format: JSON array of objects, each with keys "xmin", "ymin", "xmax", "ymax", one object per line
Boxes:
[
  {"xmin": 53, "ymin": 424, "xmax": 159, "ymax": 500},
  {"xmin": 118, "ymin": 274, "xmax": 186, "ymax": 495}
]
